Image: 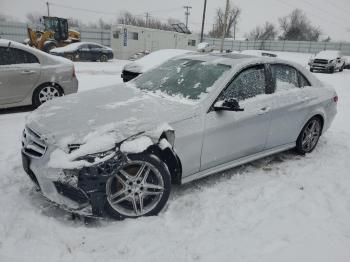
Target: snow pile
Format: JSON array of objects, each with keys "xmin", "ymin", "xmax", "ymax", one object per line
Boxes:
[
  {"xmin": 1, "ymin": 53, "xmax": 350, "ymax": 262},
  {"xmin": 123, "ymin": 49, "xmax": 192, "ymax": 73},
  {"xmin": 314, "ymin": 50, "xmax": 341, "ymax": 60}
]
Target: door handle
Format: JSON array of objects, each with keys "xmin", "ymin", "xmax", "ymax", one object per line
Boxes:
[
  {"xmin": 258, "ymin": 106, "xmax": 271, "ymax": 115},
  {"xmin": 21, "ymin": 70, "xmax": 35, "ymax": 75}
]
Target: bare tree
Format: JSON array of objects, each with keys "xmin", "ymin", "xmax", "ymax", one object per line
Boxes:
[
  {"xmin": 278, "ymin": 9, "xmax": 321, "ymax": 41},
  {"xmin": 0, "ymin": 13, "xmax": 14, "ymax": 22},
  {"xmin": 67, "ymin": 17, "xmax": 83, "ymax": 28},
  {"xmin": 117, "ymin": 11, "xmax": 177, "ymax": 31},
  {"xmin": 246, "ymin": 22, "xmax": 277, "ymax": 40},
  {"xmin": 26, "ymin": 12, "xmax": 44, "ymax": 25},
  {"xmin": 208, "ymin": 2, "xmax": 241, "ymax": 38}
]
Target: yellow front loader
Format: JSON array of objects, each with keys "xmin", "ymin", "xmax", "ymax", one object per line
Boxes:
[{"xmin": 27, "ymin": 16, "xmax": 80, "ymax": 52}]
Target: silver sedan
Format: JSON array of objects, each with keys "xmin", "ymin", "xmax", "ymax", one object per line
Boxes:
[
  {"xmin": 0, "ymin": 39, "xmax": 78, "ymax": 109},
  {"xmin": 22, "ymin": 53, "xmax": 337, "ymax": 219}
]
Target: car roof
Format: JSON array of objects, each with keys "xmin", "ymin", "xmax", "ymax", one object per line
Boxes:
[
  {"xmin": 0, "ymin": 39, "xmax": 43, "ymax": 55},
  {"xmin": 175, "ymin": 52, "xmax": 288, "ymax": 67}
]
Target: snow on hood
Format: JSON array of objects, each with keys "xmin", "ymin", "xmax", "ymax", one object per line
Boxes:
[
  {"xmin": 26, "ymin": 83, "xmax": 196, "ymax": 157},
  {"xmin": 123, "ymin": 49, "xmax": 192, "ymax": 73},
  {"xmin": 315, "ymin": 50, "xmax": 340, "ymax": 60}
]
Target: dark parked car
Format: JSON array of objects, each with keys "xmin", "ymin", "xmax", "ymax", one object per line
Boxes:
[{"xmin": 50, "ymin": 42, "xmax": 114, "ymax": 62}]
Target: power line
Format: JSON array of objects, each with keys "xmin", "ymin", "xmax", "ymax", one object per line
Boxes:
[
  {"xmin": 272, "ymin": 0, "xmax": 350, "ymax": 32},
  {"xmin": 299, "ymin": 0, "xmax": 350, "ymax": 26},
  {"xmin": 183, "ymin": 5, "xmax": 192, "ymax": 29},
  {"xmin": 145, "ymin": 12, "xmax": 151, "ymax": 27}
]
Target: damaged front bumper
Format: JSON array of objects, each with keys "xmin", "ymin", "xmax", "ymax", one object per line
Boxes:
[{"xmin": 22, "ymin": 148, "xmax": 127, "ymax": 217}]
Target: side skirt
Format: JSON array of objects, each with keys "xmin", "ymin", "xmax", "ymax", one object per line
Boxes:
[{"xmin": 181, "ymin": 143, "xmax": 296, "ymax": 184}]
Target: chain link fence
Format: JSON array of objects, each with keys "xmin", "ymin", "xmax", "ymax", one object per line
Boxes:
[{"xmin": 203, "ymin": 38, "xmax": 350, "ymax": 55}]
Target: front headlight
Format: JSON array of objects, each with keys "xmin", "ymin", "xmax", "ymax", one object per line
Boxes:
[
  {"xmin": 329, "ymin": 60, "xmax": 334, "ymax": 63},
  {"xmin": 75, "ymin": 149, "xmax": 117, "ymax": 164}
]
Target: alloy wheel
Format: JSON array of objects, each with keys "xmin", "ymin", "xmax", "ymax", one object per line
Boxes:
[
  {"xmin": 301, "ymin": 119, "xmax": 321, "ymax": 152},
  {"xmin": 106, "ymin": 160, "xmax": 165, "ymax": 217},
  {"xmin": 38, "ymin": 86, "xmax": 61, "ymax": 104}
]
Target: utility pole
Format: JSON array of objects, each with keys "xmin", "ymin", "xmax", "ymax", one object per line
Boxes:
[
  {"xmin": 145, "ymin": 12, "xmax": 151, "ymax": 28},
  {"xmin": 183, "ymin": 5, "xmax": 192, "ymax": 29},
  {"xmin": 46, "ymin": 2, "xmax": 50, "ymax": 17},
  {"xmin": 220, "ymin": 0, "xmax": 229, "ymax": 52},
  {"xmin": 200, "ymin": 0, "xmax": 207, "ymax": 43}
]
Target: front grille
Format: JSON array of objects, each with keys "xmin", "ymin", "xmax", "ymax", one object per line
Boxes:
[
  {"xmin": 22, "ymin": 127, "xmax": 47, "ymax": 158},
  {"xmin": 313, "ymin": 59, "xmax": 329, "ymax": 64}
]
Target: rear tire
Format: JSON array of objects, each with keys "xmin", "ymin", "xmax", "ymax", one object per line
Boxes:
[
  {"xmin": 65, "ymin": 54, "xmax": 75, "ymax": 61},
  {"xmin": 100, "ymin": 54, "xmax": 108, "ymax": 62},
  {"xmin": 32, "ymin": 84, "xmax": 63, "ymax": 108},
  {"xmin": 104, "ymin": 153, "xmax": 171, "ymax": 220},
  {"xmin": 296, "ymin": 116, "xmax": 322, "ymax": 155}
]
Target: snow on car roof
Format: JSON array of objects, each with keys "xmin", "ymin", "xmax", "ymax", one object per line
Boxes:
[{"xmin": 123, "ymin": 49, "xmax": 193, "ymax": 73}]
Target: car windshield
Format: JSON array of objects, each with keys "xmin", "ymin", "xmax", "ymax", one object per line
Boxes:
[{"xmin": 133, "ymin": 58, "xmax": 231, "ymax": 100}]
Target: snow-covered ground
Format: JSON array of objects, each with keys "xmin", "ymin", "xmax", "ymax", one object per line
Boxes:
[{"xmin": 1, "ymin": 53, "xmax": 350, "ymax": 262}]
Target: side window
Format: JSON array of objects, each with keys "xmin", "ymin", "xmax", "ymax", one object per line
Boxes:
[
  {"xmin": 0, "ymin": 47, "xmax": 14, "ymax": 65},
  {"xmin": 79, "ymin": 44, "xmax": 89, "ymax": 51},
  {"xmin": 11, "ymin": 48, "xmax": 39, "ymax": 64},
  {"xmin": 0, "ymin": 47, "xmax": 38, "ymax": 65},
  {"xmin": 299, "ymin": 73, "xmax": 311, "ymax": 87},
  {"xmin": 271, "ymin": 64, "xmax": 299, "ymax": 91},
  {"xmin": 219, "ymin": 65, "xmax": 266, "ymax": 101},
  {"xmin": 88, "ymin": 44, "xmax": 101, "ymax": 50}
]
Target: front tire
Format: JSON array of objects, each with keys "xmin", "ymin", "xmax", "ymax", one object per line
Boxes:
[
  {"xmin": 32, "ymin": 84, "xmax": 63, "ymax": 108},
  {"xmin": 296, "ymin": 116, "xmax": 322, "ymax": 154},
  {"xmin": 104, "ymin": 153, "xmax": 171, "ymax": 220}
]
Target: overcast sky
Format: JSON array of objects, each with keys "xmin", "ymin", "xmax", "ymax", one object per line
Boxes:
[{"xmin": 1, "ymin": 0, "xmax": 350, "ymax": 41}]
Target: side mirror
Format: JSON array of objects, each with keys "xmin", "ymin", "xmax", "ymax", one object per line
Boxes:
[{"xmin": 214, "ymin": 98, "xmax": 244, "ymax": 112}]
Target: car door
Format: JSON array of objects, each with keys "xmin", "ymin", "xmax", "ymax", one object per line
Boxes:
[
  {"xmin": 0, "ymin": 47, "xmax": 41, "ymax": 105},
  {"xmin": 77, "ymin": 44, "xmax": 90, "ymax": 61},
  {"xmin": 265, "ymin": 63, "xmax": 316, "ymax": 149},
  {"xmin": 88, "ymin": 44, "xmax": 102, "ymax": 61},
  {"xmin": 200, "ymin": 64, "xmax": 274, "ymax": 171}
]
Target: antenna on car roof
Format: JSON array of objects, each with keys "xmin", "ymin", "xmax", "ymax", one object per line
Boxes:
[{"xmin": 7, "ymin": 41, "xmax": 11, "ymax": 50}]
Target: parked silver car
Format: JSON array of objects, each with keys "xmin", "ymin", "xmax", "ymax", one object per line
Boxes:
[
  {"xmin": 22, "ymin": 53, "xmax": 337, "ymax": 219},
  {"xmin": 0, "ymin": 39, "xmax": 78, "ymax": 109}
]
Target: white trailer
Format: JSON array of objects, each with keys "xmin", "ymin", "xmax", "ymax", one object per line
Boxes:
[{"xmin": 111, "ymin": 24, "xmax": 199, "ymax": 59}]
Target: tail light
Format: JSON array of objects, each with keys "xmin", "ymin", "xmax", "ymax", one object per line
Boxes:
[
  {"xmin": 333, "ymin": 96, "xmax": 338, "ymax": 103},
  {"xmin": 72, "ymin": 65, "xmax": 76, "ymax": 78}
]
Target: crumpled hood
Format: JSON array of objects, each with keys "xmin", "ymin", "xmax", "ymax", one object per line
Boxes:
[{"xmin": 26, "ymin": 83, "xmax": 198, "ymax": 150}]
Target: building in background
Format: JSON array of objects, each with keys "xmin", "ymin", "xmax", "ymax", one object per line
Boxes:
[{"xmin": 111, "ymin": 24, "xmax": 199, "ymax": 59}]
